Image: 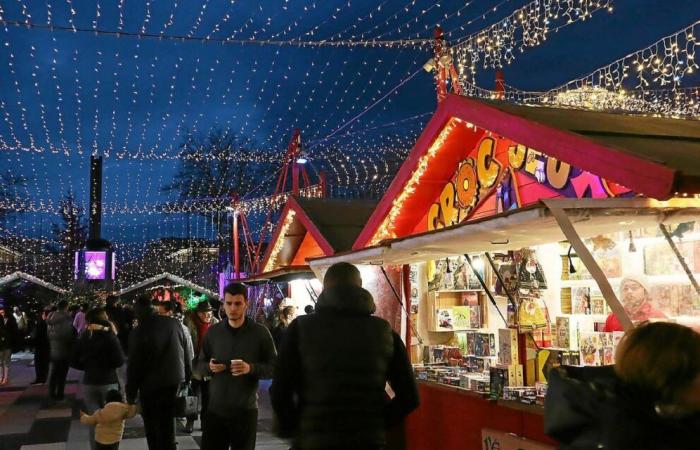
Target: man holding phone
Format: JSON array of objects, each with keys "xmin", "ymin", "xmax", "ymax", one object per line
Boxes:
[{"xmin": 198, "ymin": 283, "xmax": 276, "ymax": 450}]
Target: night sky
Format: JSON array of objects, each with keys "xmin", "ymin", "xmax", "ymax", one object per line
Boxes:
[{"xmin": 0, "ymin": 0, "xmax": 698, "ymax": 255}]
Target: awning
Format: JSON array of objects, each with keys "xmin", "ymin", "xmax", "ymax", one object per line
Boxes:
[
  {"xmin": 310, "ymin": 198, "xmax": 700, "ymax": 267},
  {"xmin": 310, "ymin": 197, "xmax": 700, "ymax": 332},
  {"xmin": 241, "ymin": 265, "xmax": 316, "ymax": 284}
]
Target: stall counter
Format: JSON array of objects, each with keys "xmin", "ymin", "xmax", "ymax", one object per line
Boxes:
[{"xmin": 406, "ymin": 381, "xmax": 557, "ymax": 450}]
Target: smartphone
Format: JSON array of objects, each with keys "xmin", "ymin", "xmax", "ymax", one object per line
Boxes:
[{"xmin": 212, "ymin": 359, "xmax": 228, "ymax": 366}]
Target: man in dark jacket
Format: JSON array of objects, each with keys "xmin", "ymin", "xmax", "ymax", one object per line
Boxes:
[
  {"xmin": 126, "ymin": 295, "xmax": 192, "ymax": 450},
  {"xmin": 271, "ymin": 262, "xmax": 419, "ymax": 450},
  {"xmin": 47, "ymin": 300, "xmax": 75, "ymax": 401},
  {"xmin": 198, "ymin": 283, "xmax": 276, "ymax": 450},
  {"xmin": 31, "ymin": 309, "xmax": 50, "ymax": 384}
]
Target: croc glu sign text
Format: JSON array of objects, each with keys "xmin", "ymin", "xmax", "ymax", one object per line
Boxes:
[{"xmin": 426, "ymin": 136, "xmax": 633, "ymax": 232}]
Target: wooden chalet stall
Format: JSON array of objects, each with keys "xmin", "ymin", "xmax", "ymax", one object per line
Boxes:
[
  {"xmin": 246, "ymin": 197, "xmax": 406, "ymax": 331},
  {"xmin": 309, "ymin": 94, "xmax": 700, "ymax": 450}
]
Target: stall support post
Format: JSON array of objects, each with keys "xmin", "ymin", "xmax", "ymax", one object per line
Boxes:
[
  {"xmin": 544, "ymin": 200, "xmax": 633, "ymax": 331},
  {"xmin": 402, "ymin": 265, "xmax": 411, "ymax": 345}
]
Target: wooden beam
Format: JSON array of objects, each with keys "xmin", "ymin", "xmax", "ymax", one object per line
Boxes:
[{"xmin": 543, "ymin": 199, "xmax": 633, "ymax": 331}]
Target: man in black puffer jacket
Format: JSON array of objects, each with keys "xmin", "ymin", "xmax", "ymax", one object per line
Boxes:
[
  {"xmin": 126, "ymin": 295, "xmax": 192, "ymax": 450},
  {"xmin": 271, "ymin": 262, "xmax": 419, "ymax": 450}
]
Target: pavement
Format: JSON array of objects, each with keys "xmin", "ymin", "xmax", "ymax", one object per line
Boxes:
[{"xmin": 0, "ymin": 352, "xmax": 289, "ymax": 450}]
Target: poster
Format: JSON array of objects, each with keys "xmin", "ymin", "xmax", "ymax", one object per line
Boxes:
[
  {"xmin": 452, "ymin": 306, "xmax": 472, "ymax": 330},
  {"xmin": 572, "ymin": 287, "xmax": 591, "ymax": 314},
  {"xmin": 428, "ymin": 256, "xmax": 484, "ymax": 291},
  {"xmin": 645, "ymin": 241, "xmax": 694, "ymax": 276}
]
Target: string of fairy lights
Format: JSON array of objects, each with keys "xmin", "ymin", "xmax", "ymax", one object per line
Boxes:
[
  {"xmin": 0, "ymin": 0, "xmax": 698, "ymax": 290},
  {"xmin": 455, "ymin": 19, "xmax": 700, "ymax": 118}
]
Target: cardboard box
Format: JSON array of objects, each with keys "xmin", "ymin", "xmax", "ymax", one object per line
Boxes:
[{"xmin": 498, "ymin": 328, "xmax": 519, "ymax": 366}]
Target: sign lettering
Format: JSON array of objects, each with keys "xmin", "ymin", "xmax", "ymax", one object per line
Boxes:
[{"xmin": 426, "ymin": 136, "xmax": 630, "ymax": 232}]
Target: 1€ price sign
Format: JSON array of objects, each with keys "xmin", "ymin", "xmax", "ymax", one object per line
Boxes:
[{"xmin": 482, "ymin": 429, "xmax": 554, "ymax": 450}]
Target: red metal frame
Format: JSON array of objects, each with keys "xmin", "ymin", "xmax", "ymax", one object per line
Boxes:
[{"xmin": 231, "ymin": 129, "xmax": 318, "ymax": 278}]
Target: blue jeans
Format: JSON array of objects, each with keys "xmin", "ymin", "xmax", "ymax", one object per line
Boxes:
[{"xmin": 83, "ymin": 383, "xmax": 121, "ymax": 450}]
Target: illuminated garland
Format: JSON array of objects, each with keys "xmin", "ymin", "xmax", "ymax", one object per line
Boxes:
[
  {"xmin": 262, "ymin": 209, "xmax": 296, "ymax": 273},
  {"xmin": 0, "ymin": 271, "xmax": 68, "ymax": 294},
  {"xmin": 454, "ymin": 0, "xmax": 614, "ymax": 74},
  {"xmin": 544, "ymin": 19, "xmax": 699, "ymax": 92},
  {"xmin": 369, "ymin": 117, "xmax": 465, "ymax": 245}
]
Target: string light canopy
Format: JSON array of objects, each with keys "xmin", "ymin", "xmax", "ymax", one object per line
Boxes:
[{"xmin": 0, "ymin": 0, "xmax": 696, "ymax": 292}]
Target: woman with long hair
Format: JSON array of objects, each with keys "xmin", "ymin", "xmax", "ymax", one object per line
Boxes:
[{"xmin": 72, "ymin": 307, "xmax": 125, "ymax": 449}]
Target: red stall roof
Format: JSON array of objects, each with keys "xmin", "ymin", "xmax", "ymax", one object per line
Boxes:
[
  {"xmin": 259, "ymin": 196, "xmax": 377, "ymax": 273},
  {"xmin": 354, "ymin": 94, "xmax": 700, "ymax": 249}
]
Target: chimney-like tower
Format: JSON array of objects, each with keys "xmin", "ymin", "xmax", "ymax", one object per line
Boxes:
[{"xmin": 89, "ymin": 155, "xmax": 103, "ymax": 240}]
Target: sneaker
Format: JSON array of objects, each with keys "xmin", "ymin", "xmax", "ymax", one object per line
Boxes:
[{"xmin": 184, "ymin": 419, "xmax": 194, "ymax": 434}]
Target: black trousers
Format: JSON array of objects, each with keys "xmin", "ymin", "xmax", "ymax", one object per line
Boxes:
[
  {"xmin": 140, "ymin": 385, "xmax": 179, "ymax": 450},
  {"xmin": 34, "ymin": 350, "xmax": 49, "ymax": 383},
  {"xmin": 202, "ymin": 409, "xmax": 258, "ymax": 450},
  {"xmin": 48, "ymin": 359, "xmax": 69, "ymax": 399},
  {"xmin": 95, "ymin": 442, "xmax": 120, "ymax": 450}
]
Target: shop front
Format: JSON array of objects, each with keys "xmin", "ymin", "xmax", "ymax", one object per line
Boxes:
[
  {"xmin": 309, "ymin": 94, "xmax": 700, "ymax": 450},
  {"xmin": 245, "ymin": 197, "xmax": 405, "ymax": 331}
]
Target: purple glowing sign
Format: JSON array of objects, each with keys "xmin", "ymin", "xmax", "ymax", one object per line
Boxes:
[{"xmin": 84, "ymin": 251, "xmax": 107, "ymax": 280}]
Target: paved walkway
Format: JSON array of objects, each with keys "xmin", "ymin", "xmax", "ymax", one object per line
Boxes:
[{"xmin": 0, "ymin": 352, "xmax": 289, "ymax": 450}]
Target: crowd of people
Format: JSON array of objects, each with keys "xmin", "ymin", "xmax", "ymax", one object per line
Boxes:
[
  {"xmin": 0, "ymin": 262, "xmax": 421, "ymax": 450},
  {"xmin": 2, "ymin": 261, "xmax": 700, "ymax": 450}
]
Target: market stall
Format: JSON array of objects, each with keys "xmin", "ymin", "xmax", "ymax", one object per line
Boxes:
[
  {"xmin": 309, "ymin": 94, "xmax": 700, "ymax": 450},
  {"xmin": 244, "ymin": 197, "xmax": 410, "ymax": 330}
]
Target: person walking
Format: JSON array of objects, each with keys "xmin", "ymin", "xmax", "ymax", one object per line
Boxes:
[
  {"xmin": 12, "ymin": 307, "xmax": 28, "ymax": 351},
  {"xmin": 198, "ymin": 283, "xmax": 276, "ymax": 450},
  {"xmin": 0, "ymin": 312, "xmax": 13, "ymax": 385},
  {"xmin": 73, "ymin": 303, "xmax": 89, "ymax": 335},
  {"xmin": 126, "ymin": 295, "xmax": 192, "ymax": 450},
  {"xmin": 183, "ymin": 300, "xmax": 219, "ymax": 433},
  {"xmin": 271, "ymin": 262, "xmax": 419, "ymax": 450},
  {"xmin": 31, "ymin": 309, "xmax": 51, "ymax": 384},
  {"xmin": 47, "ymin": 300, "xmax": 76, "ymax": 401},
  {"xmin": 271, "ymin": 305, "xmax": 295, "ymax": 350},
  {"xmin": 72, "ymin": 307, "xmax": 125, "ymax": 449}
]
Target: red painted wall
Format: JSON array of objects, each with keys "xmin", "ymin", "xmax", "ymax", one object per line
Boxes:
[
  {"xmin": 406, "ymin": 383, "xmax": 557, "ymax": 450},
  {"xmin": 363, "ymin": 265, "xmax": 403, "ymax": 334}
]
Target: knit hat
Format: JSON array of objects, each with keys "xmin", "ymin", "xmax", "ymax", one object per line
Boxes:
[{"xmin": 620, "ymin": 273, "xmax": 651, "ymax": 295}]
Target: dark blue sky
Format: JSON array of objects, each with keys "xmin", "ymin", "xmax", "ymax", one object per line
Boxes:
[{"xmin": 0, "ymin": 0, "xmax": 698, "ymax": 254}]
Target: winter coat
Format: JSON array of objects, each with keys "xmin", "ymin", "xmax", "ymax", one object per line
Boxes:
[
  {"xmin": 0, "ymin": 321, "xmax": 12, "ymax": 351},
  {"xmin": 545, "ymin": 365, "xmax": 700, "ymax": 450},
  {"xmin": 126, "ymin": 312, "xmax": 192, "ymax": 403},
  {"xmin": 47, "ymin": 310, "xmax": 76, "ymax": 361},
  {"xmin": 270, "ymin": 284, "xmax": 420, "ymax": 450},
  {"xmin": 198, "ymin": 317, "xmax": 276, "ymax": 415},
  {"xmin": 32, "ymin": 319, "xmax": 49, "ymax": 355},
  {"xmin": 80, "ymin": 401, "xmax": 137, "ymax": 445},
  {"xmin": 71, "ymin": 325, "xmax": 125, "ymax": 385}
]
